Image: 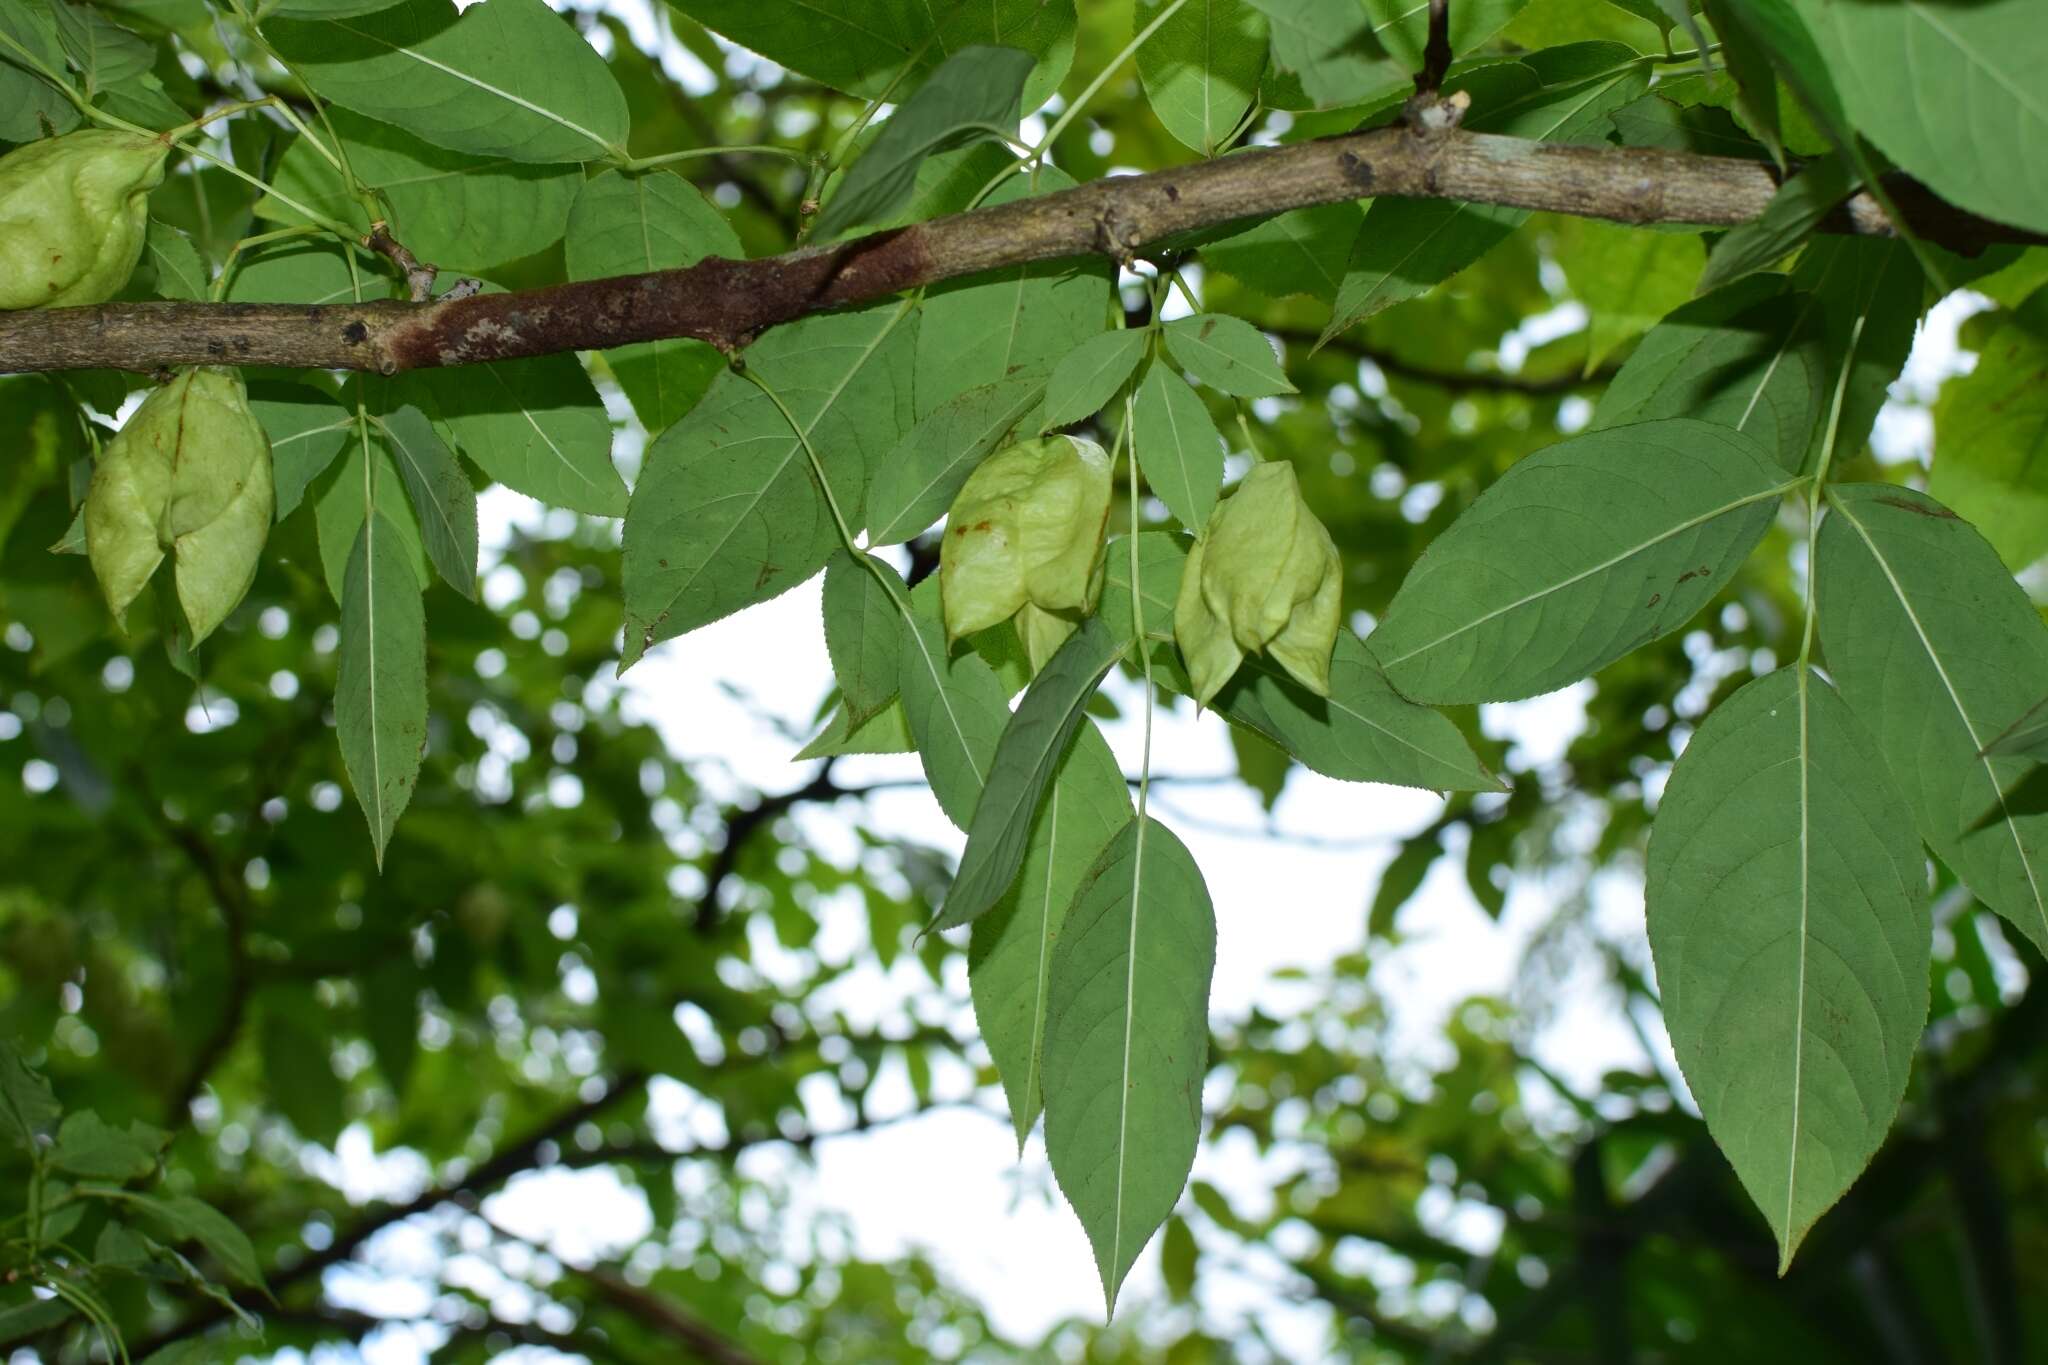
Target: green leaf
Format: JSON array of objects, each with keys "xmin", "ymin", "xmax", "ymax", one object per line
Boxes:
[
  {"xmin": 1369, "ymin": 834, "xmax": 1437, "ymax": 937},
  {"xmin": 419, "ymin": 355, "xmax": 624, "ymax": 518},
  {"xmin": 1647, "ymin": 666, "xmax": 1927, "ymax": 1272},
  {"xmin": 49, "ymin": 0, "xmax": 152, "ymax": 90},
  {"xmin": 225, "ymin": 239, "xmax": 361, "ymax": 306},
  {"xmin": 1591, "ymin": 273, "xmax": 1827, "ymax": 474},
  {"xmin": 822, "ymin": 551, "xmax": 902, "ymax": 726},
  {"xmin": 621, "ymin": 300, "xmax": 917, "ymax": 666},
  {"xmin": 1929, "ymin": 291, "xmax": 2048, "ymax": 572},
  {"xmin": 1320, "ymin": 45, "xmax": 1650, "ymax": 339},
  {"xmin": 51, "ymin": 1113, "xmax": 168, "ymax": 1181},
  {"xmin": 1041, "ymin": 329, "xmax": 1150, "ymax": 432},
  {"xmin": 1244, "ymin": 0, "xmax": 1389, "ymax": 109},
  {"xmin": 1790, "ymin": 0, "xmax": 2048, "ymax": 235},
  {"xmin": 259, "ymin": 109, "xmax": 582, "ymax": 272},
  {"xmin": 1816, "ymin": 483, "xmax": 2048, "ymax": 955},
  {"xmin": 336, "ymin": 512, "xmax": 428, "ymax": 867},
  {"xmin": 668, "ymin": 0, "xmax": 1077, "ymax": 108},
  {"xmin": 866, "ymin": 376, "xmax": 1044, "ymax": 544},
  {"xmin": 1136, "ymin": 0, "xmax": 1268, "ymax": 155},
  {"xmin": 1130, "ymin": 361, "xmax": 1225, "ymax": 532},
  {"xmin": 1163, "ymin": 314, "xmax": 1294, "ymax": 398},
  {"xmin": 1549, "ymin": 218, "xmax": 1705, "ymax": 373},
  {"xmin": 1790, "ymin": 237, "xmax": 1924, "ymax": 476},
  {"xmin": 1254, "ymin": 0, "xmax": 1531, "ymax": 110},
  {"xmin": 137, "ymin": 219, "xmax": 207, "ymax": 302},
  {"xmin": 250, "ymin": 386, "xmax": 353, "ymax": 523},
  {"xmin": 0, "ymin": 0, "xmax": 81, "ymax": 142},
  {"xmin": 1370, "ymin": 418, "xmax": 1798, "ymax": 704},
  {"xmin": 896, "ymin": 570, "xmax": 1014, "ymax": 828},
  {"xmin": 970, "ymin": 721, "xmax": 1131, "ymax": 1146},
  {"xmin": 377, "ymin": 405, "xmax": 476, "ymax": 601},
  {"xmin": 1042, "ymin": 815, "xmax": 1214, "ymax": 1311},
  {"xmin": 266, "ymin": 0, "xmax": 631, "ymax": 164},
  {"xmin": 1982, "ymin": 695, "xmax": 2048, "ymax": 763},
  {"xmin": 939, "ymin": 615, "xmax": 1127, "ymax": 931},
  {"xmin": 0, "ymin": 1039, "xmax": 59, "ymax": 1148},
  {"xmin": 795, "ymin": 696, "xmax": 917, "ymax": 760},
  {"xmin": 915, "ymin": 168, "xmax": 1111, "ymax": 419},
  {"xmin": 1198, "ymin": 202, "xmax": 1361, "ymax": 303},
  {"xmin": 814, "ymin": 44, "xmax": 1035, "ymax": 240},
  {"xmin": 128, "ymin": 1193, "xmax": 269, "ymax": 1292},
  {"xmin": 1698, "ymin": 155, "xmax": 1856, "ymax": 296},
  {"xmin": 314, "ymin": 419, "xmax": 430, "ymax": 603},
  {"xmin": 565, "ymin": 169, "xmax": 739, "ymax": 431},
  {"xmin": 260, "ymin": 1004, "xmax": 345, "ymax": 1144},
  {"xmin": 1699, "ymin": 0, "xmax": 1784, "ymax": 166},
  {"xmin": 1103, "ymin": 534, "xmax": 1500, "ymax": 790}
]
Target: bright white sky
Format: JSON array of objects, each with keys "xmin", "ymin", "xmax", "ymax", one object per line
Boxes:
[{"xmin": 210, "ymin": 6, "xmax": 1999, "ymax": 1359}]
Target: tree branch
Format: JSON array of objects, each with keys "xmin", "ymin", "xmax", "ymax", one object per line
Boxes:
[{"xmin": 2, "ymin": 129, "xmax": 2034, "ymax": 376}]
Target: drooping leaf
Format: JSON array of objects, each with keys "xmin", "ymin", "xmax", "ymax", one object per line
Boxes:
[
  {"xmin": 1647, "ymin": 666, "xmax": 1927, "ymax": 1272},
  {"xmin": 564, "ymin": 168, "xmax": 740, "ymax": 432},
  {"xmin": 1130, "ymin": 361, "xmax": 1225, "ymax": 533},
  {"xmin": 137, "ymin": 219, "xmax": 207, "ymax": 302},
  {"xmin": 250, "ymin": 385, "xmax": 353, "ymax": 523},
  {"xmin": 1816, "ymin": 483, "xmax": 2048, "ymax": 955},
  {"xmin": 1699, "ymin": 0, "xmax": 1784, "ymax": 166},
  {"xmin": 1698, "ymin": 154, "xmax": 1857, "ymax": 296},
  {"xmin": 938, "ymin": 615, "xmax": 1127, "ymax": 931},
  {"xmin": 377, "ymin": 405, "xmax": 477, "ymax": 601},
  {"xmin": 49, "ymin": 0, "xmax": 152, "ymax": 91},
  {"xmin": 1790, "ymin": 0, "xmax": 2048, "ymax": 235},
  {"xmin": 419, "ymin": 354, "xmax": 624, "ymax": 518},
  {"xmin": 866, "ymin": 376, "xmax": 1044, "ymax": 544},
  {"xmin": 314, "ymin": 419, "xmax": 430, "ymax": 604},
  {"xmin": 895, "ymin": 566, "xmax": 1013, "ymax": 828},
  {"xmin": 795, "ymin": 696, "xmax": 917, "ymax": 760},
  {"xmin": 970, "ymin": 722, "xmax": 1132, "ymax": 1148},
  {"xmin": 336, "ymin": 512, "xmax": 428, "ymax": 867},
  {"xmin": 1790, "ymin": 237, "xmax": 1924, "ymax": 476},
  {"xmin": 1255, "ymin": 0, "xmax": 1528, "ymax": 111},
  {"xmin": 1136, "ymin": 0, "xmax": 1268, "ymax": 155},
  {"xmin": 621, "ymin": 300, "xmax": 917, "ymax": 666},
  {"xmin": 667, "ymin": 0, "xmax": 1077, "ymax": 108},
  {"xmin": 1591, "ymin": 273, "xmax": 1827, "ymax": 474},
  {"xmin": 814, "ymin": 44, "xmax": 1035, "ymax": 240},
  {"xmin": 1042, "ymin": 815, "xmax": 1215, "ymax": 1311},
  {"xmin": 1041, "ymin": 329, "xmax": 1150, "ymax": 432},
  {"xmin": 915, "ymin": 168, "xmax": 1111, "ymax": 419},
  {"xmin": 1929, "ymin": 289, "xmax": 2048, "ymax": 572},
  {"xmin": 1370, "ymin": 418, "xmax": 1798, "ymax": 704},
  {"xmin": 266, "ymin": 0, "xmax": 631, "ymax": 164},
  {"xmin": 822, "ymin": 550, "xmax": 902, "ymax": 725},
  {"xmin": 258, "ymin": 109, "xmax": 583, "ymax": 271},
  {"xmin": 1163, "ymin": 314, "xmax": 1294, "ymax": 398}
]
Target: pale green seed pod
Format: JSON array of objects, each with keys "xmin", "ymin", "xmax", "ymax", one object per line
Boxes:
[
  {"xmin": 86, "ymin": 368, "xmax": 275, "ymax": 643},
  {"xmin": 1174, "ymin": 461, "xmax": 1342, "ymax": 707},
  {"xmin": 941, "ymin": 435, "xmax": 1112, "ymax": 667},
  {"xmin": 0, "ymin": 129, "xmax": 170, "ymax": 311}
]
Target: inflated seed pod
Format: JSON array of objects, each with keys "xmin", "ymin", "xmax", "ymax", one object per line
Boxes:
[
  {"xmin": 1174, "ymin": 460, "xmax": 1341, "ymax": 707},
  {"xmin": 86, "ymin": 368, "xmax": 275, "ymax": 643},
  {"xmin": 940, "ymin": 434, "xmax": 1112, "ymax": 670},
  {"xmin": 0, "ymin": 129, "xmax": 170, "ymax": 310}
]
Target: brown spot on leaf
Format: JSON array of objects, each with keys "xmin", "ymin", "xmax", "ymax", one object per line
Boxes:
[{"xmin": 1646, "ymin": 592, "xmax": 1662, "ymax": 608}]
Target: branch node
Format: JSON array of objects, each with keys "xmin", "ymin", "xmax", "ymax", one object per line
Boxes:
[{"xmin": 363, "ymin": 222, "xmax": 439, "ymax": 304}]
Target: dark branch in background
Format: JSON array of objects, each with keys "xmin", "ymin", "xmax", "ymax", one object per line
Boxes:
[
  {"xmin": 1268, "ymin": 326, "xmax": 1616, "ymax": 395},
  {"xmin": 2, "ymin": 129, "xmax": 2036, "ymax": 375},
  {"xmin": 696, "ymin": 759, "xmax": 842, "ymax": 932}
]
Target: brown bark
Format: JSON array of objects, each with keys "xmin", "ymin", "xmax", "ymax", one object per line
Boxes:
[{"xmin": 0, "ymin": 127, "xmax": 2032, "ymax": 376}]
